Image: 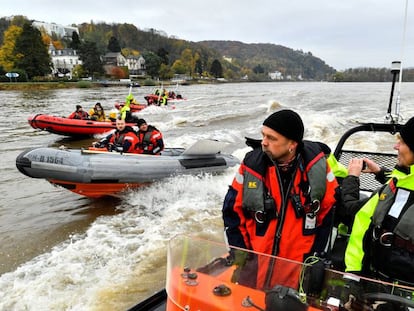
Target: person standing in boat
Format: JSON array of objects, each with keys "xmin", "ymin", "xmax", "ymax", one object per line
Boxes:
[
  {"xmin": 156, "ymin": 93, "xmax": 168, "ymax": 106},
  {"xmin": 120, "ymin": 94, "xmax": 137, "ymax": 122},
  {"xmin": 68, "ymin": 105, "xmax": 89, "ymax": 120},
  {"xmin": 92, "ymin": 117, "xmax": 138, "ymax": 153},
  {"xmin": 135, "ymin": 118, "xmax": 164, "ymax": 155},
  {"xmin": 89, "ymin": 102, "xmax": 106, "ymax": 121},
  {"xmin": 344, "ymin": 116, "xmax": 414, "ymax": 286},
  {"xmin": 222, "ymin": 109, "xmax": 339, "ymax": 290}
]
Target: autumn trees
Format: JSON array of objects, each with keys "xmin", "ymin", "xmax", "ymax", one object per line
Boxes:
[
  {"xmin": 0, "ymin": 19, "xmax": 51, "ymax": 80},
  {"xmin": 0, "ymin": 25, "xmax": 22, "ymax": 72},
  {"xmin": 13, "ymin": 23, "xmax": 51, "ymax": 79},
  {"xmin": 0, "ymin": 16, "xmax": 225, "ymax": 81}
]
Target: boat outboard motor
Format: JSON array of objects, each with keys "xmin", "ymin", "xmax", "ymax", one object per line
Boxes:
[{"xmin": 265, "ymin": 285, "xmax": 308, "ymax": 311}]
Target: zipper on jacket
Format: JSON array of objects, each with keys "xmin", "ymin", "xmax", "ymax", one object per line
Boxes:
[{"xmin": 264, "ymin": 159, "xmax": 297, "ymax": 288}]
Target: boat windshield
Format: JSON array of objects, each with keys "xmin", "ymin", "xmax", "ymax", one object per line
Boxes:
[{"xmin": 166, "ymin": 234, "xmax": 414, "ymax": 311}]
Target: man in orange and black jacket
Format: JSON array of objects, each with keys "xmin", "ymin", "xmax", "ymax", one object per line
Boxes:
[{"xmin": 222, "ymin": 109, "xmax": 339, "ymax": 290}]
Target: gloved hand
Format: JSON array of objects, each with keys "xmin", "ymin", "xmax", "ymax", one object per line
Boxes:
[
  {"xmin": 265, "ymin": 285, "xmax": 308, "ymax": 311},
  {"xmin": 114, "ymin": 146, "xmax": 123, "ymax": 153},
  {"xmin": 93, "ymin": 141, "xmax": 105, "ymax": 148},
  {"xmin": 229, "ymin": 249, "xmax": 248, "ymax": 283},
  {"xmin": 93, "ymin": 138, "xmax": 108, "ymax": 148}
]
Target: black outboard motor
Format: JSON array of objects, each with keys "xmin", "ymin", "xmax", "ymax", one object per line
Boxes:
[{"xmin": 265, "ymin": 285, "xmax": 308, "ymax": 311}]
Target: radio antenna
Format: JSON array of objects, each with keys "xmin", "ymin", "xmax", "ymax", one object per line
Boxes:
[{"xmin": 392, "ymin": 0, "xmax": 409, "ymax": 123}]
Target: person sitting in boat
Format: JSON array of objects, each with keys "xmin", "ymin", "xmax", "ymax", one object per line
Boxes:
[
  {"xmin": 89, "ymin": 102, "xmax": 106, "ymax": 121},
  {"xmin": 145, "ymin": 96, "xmax": 155, "ymax": 106},
  {"xmin": 329, "ymin": 128, "xmax": 413, "ymax": 271},
  {"xmin": 92, "ymin": 117, "xmax": 138, "ymax": 153},
  {"xmin": 68, "ymin": 105, "xmax": 89, "ymax": 120},
  {"xmin": 135, "ymin": 118, "xmax": 164, "ymax": 155},
  {"xmin": 343, "ymin": 116, "xmax": 414, "ymax": 286},
  {"xmin": 168, "ymin": 91, "xmax": 176, "ymax": 99},
  {"xmin": 168, "ymin": 90, "xmax": 183, "ymax": 99},
  {"xmin": 150, "ymin": 90, "xmax": 168, "ymax": 106}
]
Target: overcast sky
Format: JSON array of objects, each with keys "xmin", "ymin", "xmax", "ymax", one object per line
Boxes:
[{"xmin": 3, "ymin": 0, "xmax": 414, "ymax": 70}]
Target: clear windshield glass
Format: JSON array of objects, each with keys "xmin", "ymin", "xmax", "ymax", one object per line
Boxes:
[{"xmin": 166, "ymin": 234, "xmax": 414, "ymax": 311}]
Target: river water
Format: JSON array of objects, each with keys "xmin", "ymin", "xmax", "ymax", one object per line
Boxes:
[{"xmin": 1, "ymin": 82, "xmax": 414, "ymax": 310}]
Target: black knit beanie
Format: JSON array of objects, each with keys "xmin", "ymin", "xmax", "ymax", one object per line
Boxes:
[
  {"xmin": 400, "ymin": 116, "xmax": 414, "ymax": 152},
  {"xmin": 263, "ymin": 109, "xmax": 304, "ymax": 142},
  {"xmin": 137, "ymin": 118, "xmax": 147, "ymax": 127}
]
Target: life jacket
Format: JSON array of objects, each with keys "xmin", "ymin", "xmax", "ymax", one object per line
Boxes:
[
  {"xmin": 70, "ymin": 110, "xmax": 89, "ymax": 120},
  {"xmin": 89, "ymin": 108, "xmax": 106, "ymax": 121},
  {"xmin": 241, "ymin": 141, "xmax": 329, "ymax": 231},
  {"xmin": 113, "ymin": 132, "xmax": 127, "ymax": 146},
  {"xmin": 242, "ymin": 151, "xmax": 327, "ymax": 225},
  {"xmin": 369, "ymin": 173, "xmax": 414, "ymax": 284},
  {"xmin": 141, "ymin": 131, "xmax": 153, "ymax": 147},
  {"xmin": 160, "ymin": 96, "xmax": 167, "ymax": 106},
  {"xmin": 109, "ymin": 127, "xmax": 138, "ymax": 153},
  {"xmin": 136, "ymin": 126, "xmax": 163, "ymax": 154}
]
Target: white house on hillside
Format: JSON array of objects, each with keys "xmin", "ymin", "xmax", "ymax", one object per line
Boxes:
[
  {"xmin": 103, "ymin": 52, "xmax": 146, "ymax": 77},
  {"xmin": 103, "ymin": 52, "xmax": 127, "ymax": 66},
  {"xmin": 126, "ymin": 55, "xmax": 146, "ymax": 76},
  {"xmin": 48, "ymin": 43, "xmax": 82, "ymax": 79},
  {"xmin": 269, "ymin": 71, "xmax": 283, "ymax": 80}
]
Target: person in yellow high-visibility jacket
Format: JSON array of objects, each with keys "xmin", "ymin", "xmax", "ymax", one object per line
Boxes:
[
  {"xmin": 120, "ymin": 94, "xmax": 136, "ymax": 122},
  {"xmin": 344, "ymin": 116, "xmax": 414, "ymax": 286}
]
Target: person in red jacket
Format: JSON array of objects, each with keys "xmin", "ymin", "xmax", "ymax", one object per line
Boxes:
[
  {"xmin": 93, "ymin": 117, "xmax": 138, "ymax": 153},
  {"xmin": 135, "ymin": 119, "xmax": 164, "ymax": 155},
  {"xmin": 222, "ymin": 109, "xmax": 339, "ymax": 290},
  {"xmin": 68, "ymin": 105, "xmax": 89, "ymax": 120}
]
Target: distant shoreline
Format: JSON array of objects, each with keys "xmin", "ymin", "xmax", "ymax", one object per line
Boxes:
[
  {"xmin": 0, "ymin": 80, "xmax": 212, "ymax": 91},
  {"xmin": 0, "ymin": 79, "xmax": 328, "ymax": 91},
  {"xmin": 0, "ymin": 81, "xmax": 98, "ymax": 91}
]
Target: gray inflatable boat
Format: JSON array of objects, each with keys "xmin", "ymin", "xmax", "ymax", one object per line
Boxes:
[{"xmin": 16, "ymin": 140, "xmax": 240, "ymax": 198}]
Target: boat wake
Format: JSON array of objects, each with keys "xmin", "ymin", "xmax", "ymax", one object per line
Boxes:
[{"xmin": 0, "ymin": 170, "xmax": 237, "ymax": 310}]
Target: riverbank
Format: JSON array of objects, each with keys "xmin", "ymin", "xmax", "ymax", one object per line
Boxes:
[
  {"xmin": 0, "ymin": 81, "xmax": 97, "ymax": 91},
  {"xmin": 0, "ymin": 79, "xmax": 232, "ymax": 91}
]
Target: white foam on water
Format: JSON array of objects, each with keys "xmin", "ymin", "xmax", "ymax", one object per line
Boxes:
[{"xmin": 0, "ymin": 164, "xmax": 240, "ymax": 310}]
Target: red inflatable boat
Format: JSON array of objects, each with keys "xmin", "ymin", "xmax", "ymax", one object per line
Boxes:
[{"xmin": 28, "ymin": 114, "xmax": 135, "ymax": 137}]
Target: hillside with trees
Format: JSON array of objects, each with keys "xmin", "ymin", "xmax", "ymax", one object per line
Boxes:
[
  {"xmin": 74, "ymin": 22, "xmax": 336, "ymax": 81},
  {"xmin": 199, "ymin": 40, "xmax": 335, "ymax": 81},
  {"xmin": 1, "ymin": 15, "xmax": 413, "ymax": 82}
]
